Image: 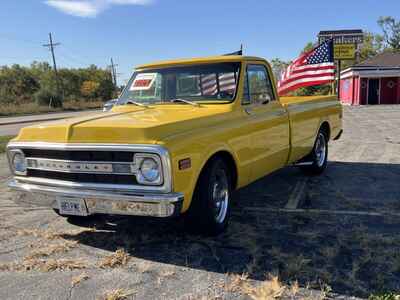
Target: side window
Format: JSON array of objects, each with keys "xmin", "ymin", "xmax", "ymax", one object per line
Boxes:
[{"xmin": 245, "ymin": 65, "xmax": 275, "ymax": 105}]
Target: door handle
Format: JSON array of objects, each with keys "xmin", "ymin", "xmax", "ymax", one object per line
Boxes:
[{"xmin": 245, "ymin": 107, "xmax": 253, "ymax": 115}]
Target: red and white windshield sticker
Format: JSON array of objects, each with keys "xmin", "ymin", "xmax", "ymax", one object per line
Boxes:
[{"xmin": 130, "ymin": 73, "xmax": 156, "ymax": 91}]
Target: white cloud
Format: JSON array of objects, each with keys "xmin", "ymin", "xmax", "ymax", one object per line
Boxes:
[{"xmin": 45, "ymin": 0, "xmax": 152, "ymax": 18}]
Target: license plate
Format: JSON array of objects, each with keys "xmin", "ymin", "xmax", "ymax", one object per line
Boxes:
[{"xmin": 57, "ymin": 196, "xmax": 88, "ymax": 216}]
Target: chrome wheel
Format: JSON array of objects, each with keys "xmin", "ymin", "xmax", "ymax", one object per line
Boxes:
[
  {"xmin": 212, "ymin": 169, "xmax": 229, "ymax": 224},
  {"xmin": 315, "ymin": 133, "xmax": 327, "ymax": 167}
]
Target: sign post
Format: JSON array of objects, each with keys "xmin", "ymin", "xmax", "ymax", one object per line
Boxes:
[{"xmin": 317, "ymin": 30, "xmax": 363, "ymax": 99}]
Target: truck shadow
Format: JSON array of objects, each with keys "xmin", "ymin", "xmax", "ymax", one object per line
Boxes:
[{"xmin": 62, "ymin": 161, "xmax": 400, "ymax": 298}]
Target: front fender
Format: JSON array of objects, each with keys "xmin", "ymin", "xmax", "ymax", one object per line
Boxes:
[{"xmin": 168, "ymin": 141, "xmax": 239, "ymax": 213}]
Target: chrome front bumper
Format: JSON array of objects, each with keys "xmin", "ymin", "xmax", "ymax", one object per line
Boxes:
[{"xmin": 8, "ymin": 179, "xmax": 184, "ymax": 218}]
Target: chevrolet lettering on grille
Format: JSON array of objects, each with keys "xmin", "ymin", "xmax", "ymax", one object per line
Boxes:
[{"xmin": 26, "ymin": 158, "xmax": 137, "ymax": 175}]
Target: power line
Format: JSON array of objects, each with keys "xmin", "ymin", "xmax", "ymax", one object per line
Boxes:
[
  {"xmin": 57, "ymin": 49, "xmax": 90, "ymax": 67},
  {"xmin": 62, "ymin": 44, "xmax": 107, "ymax": 66}
]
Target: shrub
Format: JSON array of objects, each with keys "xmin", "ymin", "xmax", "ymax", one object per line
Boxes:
[{"xmin": 34, "ymin": 88, "xmax": 62, "ymax": 108}]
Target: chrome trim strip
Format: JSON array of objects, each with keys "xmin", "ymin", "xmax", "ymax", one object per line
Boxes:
[
  {"xmin": 14, "ymin": 176, "xmax": 165, "ymax": 193},
  {"xmin": 26, "ymin": 157, "xmax": 137, "ymax": 175},
  {"xmin": 8, "ymin": 180, "xmax": 183, "ymax": 218},
  {"xmin": 7, "ymin": 142, "xmax": 173, "ymax": 193}
]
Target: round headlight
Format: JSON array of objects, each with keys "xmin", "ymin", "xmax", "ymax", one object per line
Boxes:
[
  {"xmin": 12, "ymin": 152, "xmax": 26, "ymax": 174},
  {"xmin": 140, "ymin": 157, "xmax": 160, "ymax": 182}
]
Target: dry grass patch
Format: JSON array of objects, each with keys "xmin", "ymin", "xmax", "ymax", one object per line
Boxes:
[
  {"xmin": 24, "ymin": 241, "xmax": 78, "ymax": 260},
  {"xmin": 0, "ymin": 258, "xmax": 87, "ymax": 272},
  {"xmin": 16, "ymin": 228, "xmax": 64, "ymax": 240},
  {"xmin": 225, "ymin": 273, "xmax": 302, "ymax": 300},
  {"xmin": 241, "ymin": 275, "xmax": 285, "ymax": 300},
  {"xmin": 99, "ymin": 288, "xmax": 136, "ymax": 300},
  {"xmin": 99, "ymin": 249, "xmax": 130, "ymax": 268},
  {"xmin": 225, "ymin": 273, "xmax": 249, "ymax": 292},
  {"xmin": 289, "ymin": 280, "xmax": 300, "ymax": 298},
  {"xmin": 71, "ymin": 272, "xmax": 90, "ymax": 287}
]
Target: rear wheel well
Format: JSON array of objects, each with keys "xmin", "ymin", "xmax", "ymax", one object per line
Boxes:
[
  {"xmin": 200, "ymin": 151, "xmax": 238, "ymax": 190},
  {"xmin": 320, "ymin": 122, "xmax": 331, "ymax": 141}
]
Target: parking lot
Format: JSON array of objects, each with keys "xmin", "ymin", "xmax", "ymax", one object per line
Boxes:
[{"xmin": 0, "ymin": 105, "xmax": 400, "ymax": 299}]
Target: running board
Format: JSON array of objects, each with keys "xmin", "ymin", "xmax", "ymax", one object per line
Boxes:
[{"xmin": 293, "ymin": 161, "xmax": 313, "ymax": 166}]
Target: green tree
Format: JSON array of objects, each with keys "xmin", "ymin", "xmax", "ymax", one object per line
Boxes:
[
  {"xmin": 270, "ymin": 58, "xmax": 290, "ymax": 81},
  {"xmin": 0, "ymin": 61, "xmax": 115, "ymax": 107},
  {"xmin": 0, "ymin": 65, "xmax": 39, "ymax": 103},
  {"xmin": 81, "ymin": 80, "xmax": 100, "ymax": 99},
  {"xmin": 359, "ymin": 32, "xmax": 384, "ymax": 60},
  {"xmin": 378, "ymin": 16, "xmax": 400, "ymax": 51},
  {"xmin": 302, "ymin": 42, "xmax": 315, "ymax": 53}
]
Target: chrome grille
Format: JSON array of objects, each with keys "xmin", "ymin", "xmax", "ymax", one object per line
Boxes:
[
  {"xmin": 7, "ymin": 143, "xmax": 172, "ymax": 193},
  {"xmin": 26, "ymin": 158, "xmax": 137, "ymax": 175},
  {"xmin": 22, "ymin": 150, "xmax": 138, "ymax": 185}
]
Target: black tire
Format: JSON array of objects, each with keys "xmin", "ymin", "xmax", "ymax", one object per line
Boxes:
[
  {"xmin": 300, "ymin": 130, "xmax": 328, "ymax": 175},
  {"xmin": 184, "ymin": 157, "xmax": 232, "ymax": 236}
]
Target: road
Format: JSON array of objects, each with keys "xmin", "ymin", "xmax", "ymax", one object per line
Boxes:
[
  {"xmin": 0, "ymin": 110, "xmax": 100, "ymax": 136},
  {"xmin": 0, "ymin": 106, "xmax": 399, "ymax": 299}
]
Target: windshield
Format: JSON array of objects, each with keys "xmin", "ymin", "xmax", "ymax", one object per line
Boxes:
[{"xmin": 118, "ymin": 62, "xmax": 241, "ymax": 105}]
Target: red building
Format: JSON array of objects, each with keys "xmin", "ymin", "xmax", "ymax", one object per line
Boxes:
[{"xmin": 339, "ymin": 52, "xmax": 400, "ymax": 105}]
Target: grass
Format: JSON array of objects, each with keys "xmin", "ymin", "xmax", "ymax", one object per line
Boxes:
[
  {"xmin": 240, "ymin": 275, "xmax": 285, "ymax": 300},
  {"xmin": 98, "ymin": 249, "xmax": 130, "ymax": 268},
  {"xmin": 0, "ymin": 135, "xmax": 14, "ymax": 153},
  {"xmin": 0, "ymin": 100, "xmax": 103, "ymax": 117},
  {"xmin": 0, "ymin": 258, "xmax": 87, "ymax": 272},
  {"xmin": 24, "ymin": 241, "xmax": 78, "ymax": 260},
  {"xmin": 223, "ymin": 273, "xmax": 334, "ymax": 300},
  {"xmin": 100, "ymin": 289, "xmax": 136, "ymax": 300},
  {"xmin": 369, "ymin": 292, "xmax": 400, "ymax": 300}
]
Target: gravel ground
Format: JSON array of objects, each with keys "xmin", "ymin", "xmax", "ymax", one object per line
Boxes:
[{"xmin": 0, "ymin": 105, "xmax": 400, "ymax": 299}]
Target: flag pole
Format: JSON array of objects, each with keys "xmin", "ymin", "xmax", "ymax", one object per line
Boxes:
[{"xmin": 337, "ymin": 60, "xmax": 341, "ymax": 99}]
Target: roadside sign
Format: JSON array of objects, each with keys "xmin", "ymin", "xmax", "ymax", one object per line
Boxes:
[
  {"xmin": 334, "ymin": 44, "xmax": 356, "ymax": 60},
  {"xmin": 317, "ymin": 29, "xmax": 363, "ymax": 100},
  {"xmin": 318, "ymin": 29, "xmax": 363, "ymax": 45}
]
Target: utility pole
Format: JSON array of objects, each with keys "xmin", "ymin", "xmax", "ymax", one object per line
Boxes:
[
  {"xmin": 110, "ymin": 58, "xmax": 118, "ymax": 87},
  {"xmin": 43, "ymin": 33, "xmax": 63, "ymax": 104}
]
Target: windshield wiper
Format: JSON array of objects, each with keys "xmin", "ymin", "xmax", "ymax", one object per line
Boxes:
[
  {"xmin": 170, "ymin": 98, "xmax": 200, "ymax": 107},
  {"xmin": 125, "ymin": 100, "xmax": 149, "ymax": 108}
]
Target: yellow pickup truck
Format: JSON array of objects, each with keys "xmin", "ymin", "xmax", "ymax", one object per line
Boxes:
[{"xmin": 7, "ymin": 55, "xmax": 342, "ymax": 235}]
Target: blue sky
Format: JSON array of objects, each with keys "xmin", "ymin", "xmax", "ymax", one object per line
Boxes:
[{"xmin": 0, "ymin": 0, "xmax": 399, "ymax": 84}]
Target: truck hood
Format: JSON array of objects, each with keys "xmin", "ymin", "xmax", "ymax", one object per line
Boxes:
[{"xmin": 14, "ymin": 104, "xmax": 232, "ymax": 144}]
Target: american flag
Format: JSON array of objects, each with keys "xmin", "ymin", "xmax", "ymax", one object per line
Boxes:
[
  {"xmin": 277, "ymin": 39, "xmax": 335, "ymax": 96},
  {"xmin": 200, "ymin": 72, "xmax": 237, "ymax": 95}
]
